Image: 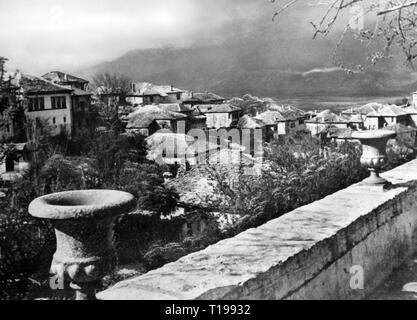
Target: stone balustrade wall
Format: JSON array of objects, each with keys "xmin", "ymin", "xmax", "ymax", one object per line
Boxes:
[{"xmin": 98, "ymin": 159, "xmax": 417, "ymax": 300}]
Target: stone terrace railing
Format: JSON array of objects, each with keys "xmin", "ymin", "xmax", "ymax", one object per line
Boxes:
[{"xmin": 97, "ymin": 159, "xmax": 417, "ymax": 300}]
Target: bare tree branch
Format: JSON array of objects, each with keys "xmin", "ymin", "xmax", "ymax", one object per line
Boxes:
[{"xmin": 378, "ymin": 1, "xmax": 417, "ymax": 16}]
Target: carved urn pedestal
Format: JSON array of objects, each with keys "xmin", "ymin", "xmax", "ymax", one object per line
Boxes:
[
  {"xmin": 29, "ymin": 189, "xmax": 135, "ymax": 300},
  {"xmin": 351, "ymin": 130, "xmax": 396, "ymax": 187}
]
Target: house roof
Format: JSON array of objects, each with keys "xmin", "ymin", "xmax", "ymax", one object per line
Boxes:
[
  {"xmin": 237, "ymin": 115, "xmax": 265, "ymax": 129},
  {"xmin": 17, "ymin": 73, "xmax": 73, "ymax": 95},
  {"xmin": 71, "ymin": 88, "xmax": 92, "ymax": 96},
  {"xmin": 307, "ymin": 110, "xmax": 348, "ymax": 123},
  {"xmin": 42, "ymin": 71, "xmax": 89, "ymax": 84},
  {"xmin": 342, "ymin": 103, "xmax": 383, "ymax": 116},
  {"xmin": 378, "ymin": 105, "xmax": 407, "ymax": 117},
  {"xmin": 269, "ymin": 104, "xmax": 306, "ymax": 120},
  {"xmin": 255, "ymin": 110, "xmax": 286, "ymax": 124},
  {"xmin": 197, "ymin": 104, "xmax": 241, "ymax": 114},
  {"xmin": 145, "ymin": 131, "xmax": 219, "ymax": 163},
  {"xmin": 366, "ymin": 104, "xmax": 407, "ymax": 117},
  {"xmin": 184, "ymin": 92, "xmax": 225, "ymax": 103},
  {"xmin": 146, "ymin": 131, "xmax": 193, "ymax": 161},
  {"xmin": 126, "ymin": 105, "xmax": 187, "ymax": 129},
  {"xmin": 130, "ymin": 82, "xmax": 185, "ymax": 97},
  {"xmin": 345, "ymin": 114, "xmax": 364, "ymax": 123},
  {"xmin": 403, "ymin": 106, "xmax": 417, "ymax": 115}
]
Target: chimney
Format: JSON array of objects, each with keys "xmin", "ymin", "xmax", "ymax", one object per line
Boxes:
[
  {"xmin": 171, "ymin": 84, "xmax": 174, "ymax": 92},
  {"xmin": 64, "ymin": 73, "xmax": 68, "ymax": 82}
]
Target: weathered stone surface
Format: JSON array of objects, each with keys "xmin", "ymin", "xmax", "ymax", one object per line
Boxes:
[
  {"xmin": 29, "ymin": 189, "xmax": 135, "ymax": 220},
  {"xmin": 97, "ymin": 160, "xmax": 417, "ymax": 300},
  {"xmin": 351, "ymin": 130, "xmax": 396, "ymax": 186},
  {"xmin": 29, "ymin": 189, "xmax": 136, "ymax": 299}
]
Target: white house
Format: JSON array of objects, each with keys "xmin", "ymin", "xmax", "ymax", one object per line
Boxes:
[{"xmin": 16, "ymin": 72, "xmax": 73, "ymax": 136}]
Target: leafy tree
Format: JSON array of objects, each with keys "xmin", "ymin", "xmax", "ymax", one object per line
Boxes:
[
  {"xmin": 208, "ymin": 134, "xmax": 369, "ymax": 232},
  {"xmin": 115, "ymin": 162, "xmax": 179, "ymax": 216}
]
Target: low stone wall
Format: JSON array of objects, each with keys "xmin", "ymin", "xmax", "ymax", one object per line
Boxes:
[{"xmin": 98, "ymin": 159, "xmax": 417, "ymax": 300}]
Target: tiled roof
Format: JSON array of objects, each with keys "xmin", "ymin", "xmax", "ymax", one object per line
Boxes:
[
  {"xmin": 145, "ymin": 131, "xmax": 219, "ymax": 163},
  {"xmin": 307, "ymin": 110, "xmax": 348, "ymax": 123},
  {"xmin": 197, "ymin": 104, "xmax": 241, "ymax": 114},
  {"xmin": 18, "ymin": 73, "xmax": 72, "ymax": 95},
  {"xmin": 366, "ymin": 104, "xmax": 407, "ymax": 117},
  {"xmin": 269, "ymin": 104, "xmax": 306, "ymax": 119},
  {"xmin": 42, "ymin": 71, "xmax": 89, "ymax": 84},
  {"xmin": 131, "ymin": 82, "xmax": 185, "ymax": 96},
  {"xmin": 343, "ymin": 103, "xmax": 383, "ymax": 116},
  {"xmin": 237, "ymin": 115, "xmax": 265, "ymax": 129},
  {"xmin": 184, "ymin": 92, "xmax": 224, "ymax": 102},
  {"xmin": 126, "ymin": 105, "xmax": 187, "ymax": 129},
  {"xmin": 345, "ymin": 114, "xmax": 364, "ymax": 123},
  {"xmin": 403, "ymin": 106, "xmax": 417, "ymax": 115},
  {"xmin": 378, "ymin": 105, "xmax": 407, "ymax": 116},
  {"xmin": 255, "ymin": 110, "xmax": 286, "ymax": 124}
]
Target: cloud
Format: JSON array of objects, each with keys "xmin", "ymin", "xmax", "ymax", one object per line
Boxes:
[{"xmin": 0, "ymin": 0, "xmax": 358, "ymax": 74}]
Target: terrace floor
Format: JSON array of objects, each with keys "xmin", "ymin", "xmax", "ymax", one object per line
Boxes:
[{"xmin": 367, "ymin": 253, "xmax": 417, "ymax": 300}]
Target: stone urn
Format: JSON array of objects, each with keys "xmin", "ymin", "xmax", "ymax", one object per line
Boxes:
[
  {"xmin": 29, "ymin": 189, "xmax": 136, "ymax": 300},
  {"xmin": 351, "ymin": 130, "xmax": 396, "ymax": 186}
]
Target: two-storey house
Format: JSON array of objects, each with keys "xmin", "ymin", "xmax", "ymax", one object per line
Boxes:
[
  {"xmin": 17, "ymin": 72, "xmax": 73, "ymax": 136},
  {"xmin": 42, "ymin": 71, "xmax": 95, "ymax": 134},
  {"xmin": 197, "ymin": 104, "xmax": 241, "ymax": 129}
]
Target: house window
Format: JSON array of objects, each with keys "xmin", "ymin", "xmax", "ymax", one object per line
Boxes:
[
  {"xmin": 176, "ymin": 93, "xmax": 181, "ymax": 100},
  {"xmin": 186, "ymin": 222, "xmax": 193, "ymax": 237},
  {"xmin": 63, "ymin": 116, "xmax": 67, "ymax": 123},
  {"xmin": 28, "ymin": 97, "xmax": 44, "ymax": 111},
  {"xmin": 51, "ymin": 96, "xmax": 67, "ymax": 109},
  {"xmin": 52, "ymin": 117, "xmax": 56, "ymax": 125},
  {"xmin": 290, "ymin": 122, "xmax": 296, "ymax": 128}
]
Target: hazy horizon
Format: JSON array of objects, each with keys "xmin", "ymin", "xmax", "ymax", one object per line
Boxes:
[{"xmin": 0, "ymin": 0, "xmax": 359, "ymax": 75}]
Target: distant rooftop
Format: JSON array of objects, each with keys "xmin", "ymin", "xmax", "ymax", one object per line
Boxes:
[
  {"xmin": 255, "ymin": 110, "xmax": 286, "ymax": 124},
  {"xmin": 237, "ymin": 115, "xmax": 265, "ymax": 129},
  {"xmin": 126, "ymin": 105, "xmax": 187, "ymax": 129},
  {"xmin": 197, "ymin": 104, "xmax": 241, "ymax": 114},
  {"xmin": 129, "ymin": 82, "xmax": 185, "ymax": 97},
  {"xmin": 42, "ymin": 71, "xmax": 89, "ymax": 84},
  {"xmin": 184, "ymin": 92, "xmax": 225, "ymax": 103},
  {"xmin": 16, "ymin": 73, "xmax": 72, "ymax": 95},
  {"xmin": 366, "ymin": 104, "xmax": 408, "ymax": 117}
]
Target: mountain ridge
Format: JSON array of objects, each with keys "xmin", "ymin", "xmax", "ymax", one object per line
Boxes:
[{"xmin": 79, "ymin": 32, "xmax": 417, "ymax": 99}]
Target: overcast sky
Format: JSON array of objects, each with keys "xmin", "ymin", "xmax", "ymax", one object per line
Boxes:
[{"xmin": 0, "ymin": 0, "xmax": 276, "ymax": 74}]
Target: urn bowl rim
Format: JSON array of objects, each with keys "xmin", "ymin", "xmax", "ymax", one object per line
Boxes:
[{"xmin": 28, "ymin": 189, "xmax": 136, "ymax": 220}]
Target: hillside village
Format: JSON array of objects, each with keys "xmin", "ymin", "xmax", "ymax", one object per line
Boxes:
[{"xmin": 2, "ymin": 69, "xmax": 417, "ymax": 241}]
